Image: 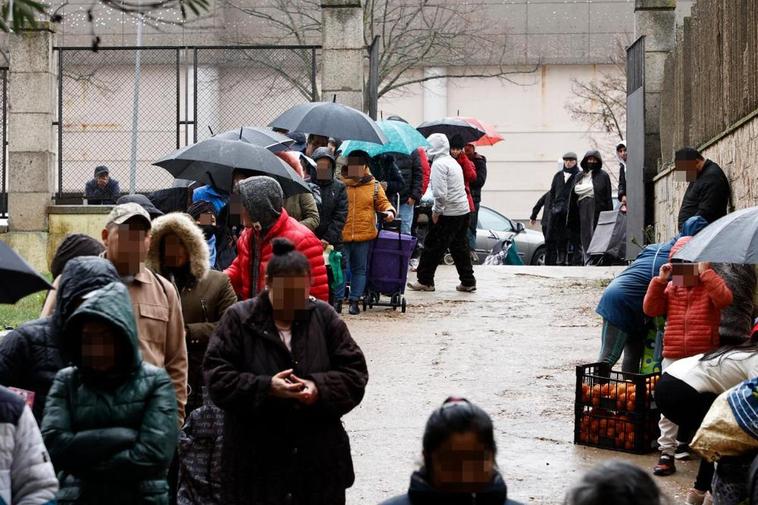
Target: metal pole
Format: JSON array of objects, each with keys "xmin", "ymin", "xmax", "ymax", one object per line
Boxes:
[
  {"xmin": 57, "ymin": 50, "xmax": 64, "ymax": 200},
  {"xmin": 310, "ymin": 48, "xmax": 317, "ymax": 102},
  {"xmin": 184, "ymin": 48, "xmax": 189, "ymax": 146},
  {"xmin": 175, "ymin": 49, "xmax": 180, "ymax": 149},
  {"xmin": 193, "ymin": 48, "xmax": 198, "ymax": 143},
  {"xmin": 368, "ymin": 36, "xmax": 380, "ymax": 119},
  {"xmin": 129, "ymin": 13, "xmax": 144, "ymax": 194}
]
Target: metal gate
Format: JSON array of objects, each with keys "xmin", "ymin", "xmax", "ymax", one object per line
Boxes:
[
  {"xmin": 54, "ymin": 45, "xmax": 319, "ymax": 200},
  {"xmin": 0, "ymin": 68, "xmax": 7, "ymax": 218},
  {"xmin": 626, "ymin": 36, "xmax": 645, "ymax": 254}
]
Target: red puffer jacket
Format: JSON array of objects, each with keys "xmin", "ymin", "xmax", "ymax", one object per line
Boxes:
[
  {"xmin": 643, "ymin": 238, "xmax": 733, "ymax": 359},
  {"xmin": 225, "ymin": 209, "xmax": 329, "ymax": 302},
  {"xmin": 455, "ymin": 152, "xmax": 477, "ymax": 212}
]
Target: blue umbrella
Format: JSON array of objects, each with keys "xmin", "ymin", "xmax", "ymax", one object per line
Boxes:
[{"xmin": 340, "ymin": 120, "xmax": 430, "ymax": 157}]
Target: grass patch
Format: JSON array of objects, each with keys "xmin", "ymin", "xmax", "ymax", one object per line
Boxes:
[{"xmin": 0, "ymin": 273, "xmax": 51, "ymax": 330}]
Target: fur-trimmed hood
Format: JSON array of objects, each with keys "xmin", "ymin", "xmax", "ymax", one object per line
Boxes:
[{"xmin": 147, "ymin": 212, "xmax": 210, "ymax": 282}]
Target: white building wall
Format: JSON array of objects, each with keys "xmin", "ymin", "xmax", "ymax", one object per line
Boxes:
[{"xmin": 378, "ymin": 64, "xmax": 622, "ymax": 222}]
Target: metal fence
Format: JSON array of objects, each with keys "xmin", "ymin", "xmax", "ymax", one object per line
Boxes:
[
  {"xmin": 0, "ymin": 68, "xmax": 7, "ymax": 218},
  {"xmin": 55, "ymin": 45, "xmax": 318, "ymax": 200}
]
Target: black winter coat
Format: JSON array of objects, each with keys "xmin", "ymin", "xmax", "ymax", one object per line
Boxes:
[
  {"xmin": 0, "ymin": 256, "xmax": 121, "ymax": 422},
  {"xmin": 531, "ymin": 191, "xmax": 551, "ymax": 237},
  {"xmin": 312, "ymin": 175, "xmax": 348, "ymax": 246},
  {"xmin": 370, "ymin": 155, "xmax": 405, "ymax": 206},
  {"xmin": 380, "ymin": 471, "xmax": 523, "ymax": 505},
  {"xmin": 547, "ymin": 169, "xmax": 577, "ymax": 228},
  {"xmin": 677, "ymin": 160, "xmax": 731, "ymax": 231},
  {"xmin": 617, "ymin": 161, "xmax": 626, "ymax": 201},
  {"xmin": 567, "ymin": 168, "xmax": 613, "ymax": 232},
  {"xmin": 394, "ymin": 150, "xmax": 424, "ymax": 203},
  {"xmin": 469, "ymin": 154, "xmax": 488, "ymax": 205},
  {"xmin": 203, "ymin": 293, "xmax": 369, "ymax": 505}
]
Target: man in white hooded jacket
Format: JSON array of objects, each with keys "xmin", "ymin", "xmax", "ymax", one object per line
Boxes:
[{"xmin": 408, "ymin": 133, "xmax": 476, "ymax": 292}]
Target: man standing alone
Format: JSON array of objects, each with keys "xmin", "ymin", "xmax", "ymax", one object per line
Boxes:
[
  {"xmin": 676, "ymin": 147, "xmax": 731, "ymax": 231},
  {"xmin": 408, "ymin": 134, "xmax": 476, "ymax": 292}
]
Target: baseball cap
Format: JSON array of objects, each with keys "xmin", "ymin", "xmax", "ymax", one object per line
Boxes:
[
  {"xmin": 116, "ymin": 194, "xmax": 164, "ymax": 219},
  {"xmin": 106, "ymin": 203, "xmax": 152, "ymax": 228},
  {"xmin": 94, "ymin": 165, "xmax": 109, "ymax": 177}
]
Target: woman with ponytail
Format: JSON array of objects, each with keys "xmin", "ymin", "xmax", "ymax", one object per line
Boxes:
[{"xmin": 203, "ymin": 238, "xmax": 369, "ymax": 505}]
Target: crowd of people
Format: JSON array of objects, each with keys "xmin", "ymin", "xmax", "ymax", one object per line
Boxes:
[
  {"xmin": 593, "ymin": 146, "xmax": 758, "ymax": 505},
  {"xmin": 2, "ymin": 113, "xmax": 753, "ymax": 504}
]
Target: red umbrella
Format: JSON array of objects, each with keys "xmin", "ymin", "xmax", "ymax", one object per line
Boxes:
[{"xmin": 455, "ymin": 117, "xmax": 504, "ymax": 146}]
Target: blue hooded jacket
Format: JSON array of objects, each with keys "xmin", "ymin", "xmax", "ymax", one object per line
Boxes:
[{"xmin": 595, "ymin": 216, "xmax": 709, "ymax": 334}]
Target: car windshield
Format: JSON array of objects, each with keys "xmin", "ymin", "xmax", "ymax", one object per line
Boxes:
[{"xmin": 477, "ymin": 207, "xmax": 513, "ymax": 232}]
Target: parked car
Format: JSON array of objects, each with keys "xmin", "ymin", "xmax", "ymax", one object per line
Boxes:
[
  {"xmin": 413, "ymin": 203, "xmax": 545, "ymax": 266},
  {"xmin": 473, "ymin": 205, "xmax": 545, "ymax": 265}
]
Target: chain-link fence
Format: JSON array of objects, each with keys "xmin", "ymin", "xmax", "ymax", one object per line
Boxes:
[
  {"xmin": 56, "ymin": 45, "xmax": 318, "ymax": 200},
  {"xmin": 0, "ymin": 68, "xmax": 7, "ymax": 218}
]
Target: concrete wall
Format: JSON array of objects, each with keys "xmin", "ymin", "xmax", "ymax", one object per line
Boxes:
[
  {"xmin": 654, "ymin": 114, "xmax": 758, "ymax": 241},
  {"xmin": 378, "ymin": 64, "xmax": 623, "ymax": 221}
]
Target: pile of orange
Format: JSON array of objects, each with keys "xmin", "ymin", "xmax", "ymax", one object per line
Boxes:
[
  {"xmin": 580, "ymin": 376, "xmax": 659, "ymax": 412},
  {"xmin": 577, "ymin": 409, "xmax": 637, "ymax": 450}
]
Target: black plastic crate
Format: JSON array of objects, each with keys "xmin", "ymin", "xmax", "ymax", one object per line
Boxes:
[{"xmin": 574, "ymin": 362, "xmax": 661, "ymax": 454}]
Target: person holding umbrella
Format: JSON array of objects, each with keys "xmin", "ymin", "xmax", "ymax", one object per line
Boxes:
[
  {"xmin": 224, "ymin": 176, "xmax": 329, "ymax": 302},
  {"xmin": 408, "ymin": 134, "xmax": 476, "ymax": 293}
]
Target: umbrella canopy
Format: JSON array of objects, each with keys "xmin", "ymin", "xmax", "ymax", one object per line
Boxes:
[
  {"xmin": 454, "ymin": 117, "xmax": 504, "ymax": 146},
  {"xmin": 340, "ymin": 120, "xmax": 430, "ymax": 157},
  {"xmin": 673, "ymin": 207, "xmax": 758, "ymax": 264},
  {"xmin": 417, "ymin": 117, "xmax": 486, "ymax": 144},
  {"xmin": 0, "ymin": 241, "xmax": 53, "ymax": 304},
  {"xmin": 216, "ymin": 127, "xmax": 294, "ymax": 153},
  {"xmin": 268, "ymin": 101, "xmax": 388, "ymax": 144},
  {"xmin": 154, "ymin": 137, "xmax": 311, "ymax": 197}
]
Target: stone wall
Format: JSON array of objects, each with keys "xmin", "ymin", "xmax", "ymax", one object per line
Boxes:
[{"xmin": 653, "ymin": 113, "xmax": 758, "ymax": 241}]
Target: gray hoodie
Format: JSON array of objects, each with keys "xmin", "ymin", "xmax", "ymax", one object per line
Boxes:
[{"xmin": 427, "ymin": 134, "xmax": 470, "ymax": 217}]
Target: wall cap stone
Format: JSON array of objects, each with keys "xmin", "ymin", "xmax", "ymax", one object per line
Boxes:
[{"xmin": 48, "ymin": 205, "xmax": 114, "ymax": 215}]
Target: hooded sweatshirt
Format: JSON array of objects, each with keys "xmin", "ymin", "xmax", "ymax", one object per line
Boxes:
[
  {"xmin": 426, "ymin": 134, "xmax": 470, "ymax": 217},
  {"xmin": 0, "ymin": 256, "xmax": 122, "ymax": 422},
  {"xmin": 42, "ymin": 281, "xmax": 178, "ymax": 504},
  {"xmin": 643, "ymin": 236, "xmax": 734, "ymax": 359}
]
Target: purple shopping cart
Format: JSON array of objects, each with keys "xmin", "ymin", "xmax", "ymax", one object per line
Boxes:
[{"xmin": 363, "ymin": 219, "xmax": 417, "ymax": 313}]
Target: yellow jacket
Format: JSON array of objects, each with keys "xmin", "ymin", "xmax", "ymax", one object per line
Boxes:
[{"xmin": 342, "ymin": 175, "xmax": 395, "ymax": 243}]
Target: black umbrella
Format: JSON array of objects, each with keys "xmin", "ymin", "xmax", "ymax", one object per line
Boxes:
[
  {"xmin": 0, "ymin": 241, "xmax": 53, "ymax": 304},
  {"xmin": 417, "ymin": 117, "xmax": 486, "ymax": 144},
  {"xmin": 268, "ymin": 100, "xmax": 388, "ymax": 144},
  {"xmin": 154, "ymin": 137, "xmax": 311, "ymax": 197},
  {"xmin": 216, "ymin": 127, "xmax": 294, "ymax": 153}
]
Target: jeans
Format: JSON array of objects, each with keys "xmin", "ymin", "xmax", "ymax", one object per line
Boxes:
[
  {"xmin": 416, "ymin": 214, "xmax": 475, "ymax": 287},
  {"xmin": 468, "ymin": 204, "xmax": 480, "ymax": 250},
  {"xmin": 339, "ymin": 241, "xmax": 371, "ymax": 302},
  {"xmin": 597, "ymin": 320, "xmax": 644, "ymax": 373},
  {"xmin": 398, "ymin": 203, "xmax": 414, "ymax": 235}
]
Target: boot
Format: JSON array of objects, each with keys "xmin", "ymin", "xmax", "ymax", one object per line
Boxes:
[{"xmin": 348, "ymin": 301, "xmax": 360, "ymax": 315}]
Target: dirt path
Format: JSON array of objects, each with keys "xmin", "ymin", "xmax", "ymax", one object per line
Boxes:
[{"xmin": 343, "ymin": 265, "xmax": 696, "ymax": 504}]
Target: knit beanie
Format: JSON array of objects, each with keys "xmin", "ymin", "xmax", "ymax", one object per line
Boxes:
[
  {"xmin": 237, "ymin": 176, "xmax": 284, "ymax": 230},
  {"xmin": 50, "ymin": 234, "xmax": 106, "ymax": 279},
  {"xmin": 186, "ymin": 200, "xmax": 216, "ymax": 220}
]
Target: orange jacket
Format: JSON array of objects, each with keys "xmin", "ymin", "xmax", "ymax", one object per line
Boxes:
[
  {"xmin": 342, "ymin": 176, "xmax": 395, "ymax": 243},
  {"xmin": 643, "ymin": 267, "xmax": 733, "ymax": 359}
]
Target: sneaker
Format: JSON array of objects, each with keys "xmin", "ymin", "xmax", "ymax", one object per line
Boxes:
[
  {"xmin": 407, "ymin": 281, "xmax": 435, "ymax": 292},
  {"xmin": 685, "ymin": 488, "xmax": 707, "ymax": 505},
  {"xmin": 652, "ymin": 453, "xmax": 676, "ymax": 476},
  {"xmin": 456, "ymin": 284, "xmax": 477, "ymax": 292},
  {"xmin": 675, "ymin": 443, "xmax": 692, "ymax": 460},
  {"xmin": 348, "ymin": 301, "xmax": 360, "ymax": 315}
]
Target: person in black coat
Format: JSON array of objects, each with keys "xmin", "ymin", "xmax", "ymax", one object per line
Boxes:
[
  {"xmin": 0, "ymin": 256, "xmax": 121, "ymax": 422},
  {"xmin": 310, "ymin": 148, "xmax": 348, "ymax": 247},
  {"xmin": 675, "ymin": 146, "xmax": 731, "ymax": 231},
  {"xmin": 380, "ymin": 397, "xmax": 522, "ymax": 505},
  {"xmin": 203, "ymin": 238, "xmax": 368, "ymax": 505},
  {"xmin": 546, "ymin": 152, "xmax": 580, "ymax": 265},
  {"xmin": 370, "ymin": 154, "xmax": 405, "ymax": 207},
  {"xmin": 616, "ymin": 142, "xmax": 627, "ymax": 204},
  {"xmin": 464, "ymin": 144, "xmax": 488, "ymax": 252},
  {"xmin": 393, "ymin": 150, "xmax": 424, "ymax": 235},
  {"xmin": 84, "ymin": 165, "xmax": 120, "ymax": 204},
  {"xmin": 567, "ymin": 150, "xmax": 613, "ymax": 265},
  {"xmin": 530, "ymin": 190, "xmax": 551, "ymax": 240}
]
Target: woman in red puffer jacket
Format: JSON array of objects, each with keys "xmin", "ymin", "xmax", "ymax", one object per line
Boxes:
[
  {"xmin": 449, "ymin": 135, "xmax": 477, "ymax": 212},
  {"xmin": 225, "ymin": 176, "xmax": 329, "ymax": 302}
]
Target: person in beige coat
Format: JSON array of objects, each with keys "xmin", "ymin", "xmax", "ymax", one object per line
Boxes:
[{"xmin": 147, "ymin": 212, "xmax": 237, "ymax": 415}]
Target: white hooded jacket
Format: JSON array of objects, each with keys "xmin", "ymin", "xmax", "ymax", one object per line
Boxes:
[{"xmin": 426, "ymin": 134, "xmax": 470, "ymax": 217}]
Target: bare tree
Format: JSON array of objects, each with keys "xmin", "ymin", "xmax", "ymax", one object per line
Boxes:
[
  {"xmin": 566, "ymin": 39, "xmax": 627, "ymax": 140},
  {"xmin": 222, "ymin": 0, "xmax": 538, "ymax": 105}
]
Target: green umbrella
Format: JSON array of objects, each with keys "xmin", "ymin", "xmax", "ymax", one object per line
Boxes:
[{"xmin": 340, "ymin": 120, "xmax": 430, "ymax": 157}]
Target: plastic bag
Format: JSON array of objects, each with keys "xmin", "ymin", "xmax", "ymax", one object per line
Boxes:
[
  {"xmin": 328, "ymin": 249, "xmax": 344, "ymax": 290},
  {"xmin": 691, "ymin": 381, "xmax": 758, "ymax": 462}
]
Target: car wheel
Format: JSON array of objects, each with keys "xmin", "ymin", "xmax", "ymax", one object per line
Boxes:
[{"xmin": 531, "ymin": 246, "xmax": 546, "ymax": 266}]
